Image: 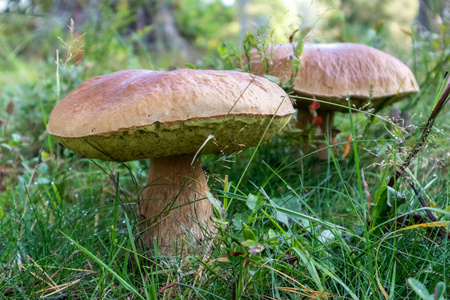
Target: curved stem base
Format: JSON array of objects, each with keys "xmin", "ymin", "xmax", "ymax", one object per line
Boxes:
[{"xmin": 138, "ymin": 154, "xmax": 213, "ymax": 255}]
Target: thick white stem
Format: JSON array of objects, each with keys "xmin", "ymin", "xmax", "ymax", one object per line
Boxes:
[{"xmin": 138, "ymin": 154, "xmax": 213, "ymax": 254}]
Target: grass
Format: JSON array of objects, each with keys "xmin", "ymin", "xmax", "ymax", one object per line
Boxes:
[{"xmin": 1, "ymin": 7, "xmax": 450, "ymax": 300}]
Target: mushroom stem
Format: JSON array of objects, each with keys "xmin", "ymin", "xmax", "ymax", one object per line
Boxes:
[
  {"xmin": 296, "ymin": 109, "xmax": 336, "ymax": 159},
  {"xmin": 296, "ymin": 109, "xmax": 335, "ymax": 136},
  {"xmin": 139, "ymin": 154, "xmax": 213, "ymax": 254}
]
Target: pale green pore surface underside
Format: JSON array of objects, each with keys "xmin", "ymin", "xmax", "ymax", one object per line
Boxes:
[
  {"xmin": 52, "ymin": 114, "xmax": 292, "ymax": 162},
  {"xmin": 293, "ymin": 91, "xmax": 417, "ymax": 112}
]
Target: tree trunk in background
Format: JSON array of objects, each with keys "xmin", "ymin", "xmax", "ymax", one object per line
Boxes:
[
  {"xmin": 153, "ymin": 1, "xmax": 196, "ymax": 61},
  {"xmin": 47, "ymin": 0, "xmax": 195, "ymax": 63},
  {"xmin": 417, "ymin": 0, "xmax": 449, "ymax": 33},
  {"xmin": 417, "ymin": 0, "xmax": 432, "ymax": 31},
  {"xmin": 135, "ymin": 6, "xmax": 146, "ymax": 31},
  {"xmin": 50, "ymin": 0, "xmax": 88, "ymax": 27},
  {"xmin": 239, "ymin": 0, "xmax": 248, "ymax": 45}
]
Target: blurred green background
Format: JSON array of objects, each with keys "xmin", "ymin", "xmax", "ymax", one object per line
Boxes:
[{"xmin": 0, "ymin": 0, "xmax": 443, "ymax": 77}]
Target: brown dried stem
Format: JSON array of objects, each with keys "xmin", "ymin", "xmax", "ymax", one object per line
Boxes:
[
  {"xmin": 387, "ymin": 74, "xmax": 450, "ymax": 238},
  {"xmin": 388, "ymin": 75, "xmax": 450, "ymax": 188}
]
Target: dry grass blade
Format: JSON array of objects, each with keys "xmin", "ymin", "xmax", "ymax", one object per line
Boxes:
[
  {"xmin": 397, "ymin": 168, "xmax": 449, "ymax": 239},
  {"xmin": 49, "ymin": 250, "xmax": 83, "ymax": 279},
  {"xmin": 388, "ymin": 75, "xmax": 450, "ymax": 187},
  {"xmin": 40, "ymin": 278, "xmax": 82, "ymax": 298},
  {"xmin": 386, "ymin": 74, "xmax": 450, "ymax": 238},
  {"xmin": 277, "ymin": 286, "xmax": 333, "ymax": 299},
  {"xmin": 162, "ymin": 275, "xmax": 174, "ymax": 299},
  {"xmin": 401, "ymin": 221, "xmax": 450, "ymax": 230},
  {"xmin": 261, "ymin": 265, "xmax": 332, "ymax": 298},
  {"xmin": 375, "ymin": 266, "xmax": 390, "ymax": 299},
  {"xmin": 27, "ymin": 255, "xmax": 57, "ymax": 287},
  {"xmin": 262, "ymin": 295, "xmax": 278, "ymax": 300},
  {"xmin": 18, "ymin": 255, "xmax": 91, "ymax": 298},
  {"xmin": 18, "ymin": 264, "xmax": 49, "ymax": 285}
]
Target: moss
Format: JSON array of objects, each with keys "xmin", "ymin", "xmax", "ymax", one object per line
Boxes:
[{"xmin": 52, "ymin": 114, "xmax": 292, "ymax": 161}]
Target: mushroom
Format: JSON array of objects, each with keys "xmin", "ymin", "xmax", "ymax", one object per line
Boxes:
[
  {"xmin": 245, "ymin": 43, "xmax": 420, "ymax": 155},
  {"xmin": 47, "ymin": 69, "xmax": 294, "ymax": 254}
]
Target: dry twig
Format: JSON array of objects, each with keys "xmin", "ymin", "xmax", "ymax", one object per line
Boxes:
[{"xmin": 387, "ymin": 73, "xmax": 450, "ymax": 237}]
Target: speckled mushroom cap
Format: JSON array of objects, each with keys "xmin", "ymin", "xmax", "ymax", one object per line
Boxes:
[
  {"xmin": 247, "ymin": 43, "xmax": 420, "ymax": 111},
  {"xmin": 47, "ymin": 69, "xmax": 294, "ymax": 161}
]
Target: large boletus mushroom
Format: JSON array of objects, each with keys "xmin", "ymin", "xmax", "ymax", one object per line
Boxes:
[
  {"xmin": 47, "ymin": 69, "xmax": 294, "ymax": 254},
  {"xmin": 246, "ymin": 42, "xmax": 420, "ymax": 138}
]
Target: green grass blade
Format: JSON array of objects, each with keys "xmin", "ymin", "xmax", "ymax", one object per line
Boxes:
[{"xmin": 60, "ymin": 231, "xmax": 145, "ymax": 300}]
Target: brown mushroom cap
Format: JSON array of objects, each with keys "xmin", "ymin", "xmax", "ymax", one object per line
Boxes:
[
  {"xmin": 247, "ymin": 43, "xmax": 420, "ymax": 111},
  {"xmin": 47, "ymin": 69, "xmax": 294, "ymax": 161}
]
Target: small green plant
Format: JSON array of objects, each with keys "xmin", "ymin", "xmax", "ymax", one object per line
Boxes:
[{"xmin": 408, "ymin": 278, "xmax": 447, "ymax": 300}]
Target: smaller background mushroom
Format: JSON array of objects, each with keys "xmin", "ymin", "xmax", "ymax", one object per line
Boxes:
[{"xmin": 245, "ymin": 42, "xmax": 420, "ymax": 157}]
